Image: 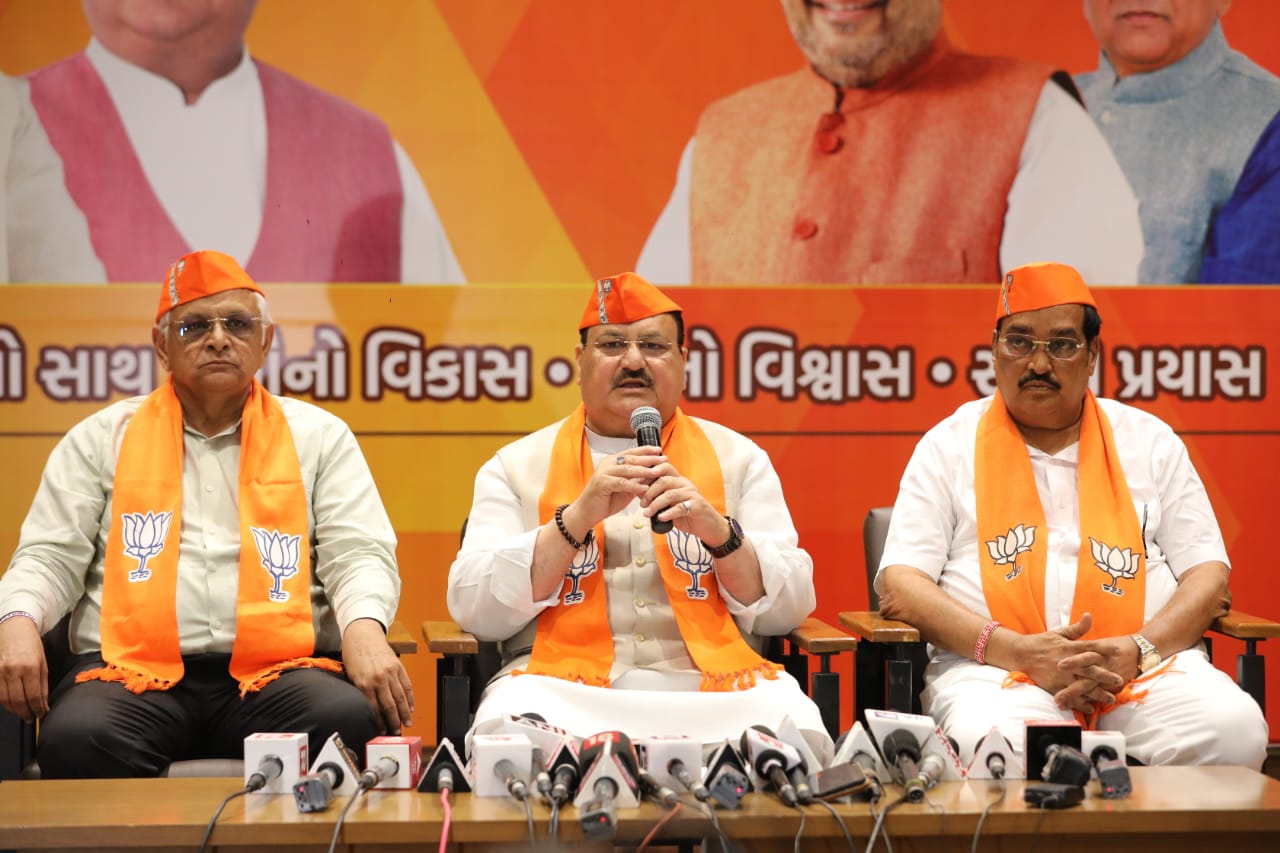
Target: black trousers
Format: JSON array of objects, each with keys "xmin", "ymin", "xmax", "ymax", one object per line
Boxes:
[{"xmin": 37, "ymin": 653, "xmax": 378, "ymax": 778}]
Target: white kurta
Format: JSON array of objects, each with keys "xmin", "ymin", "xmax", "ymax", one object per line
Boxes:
[
  {"xmin": 877, "ymin": 396, "xmax": 1266, "ymax": 768},
  {"xmin": 449, "ymin": 417, "xmax": 832, "ymax": 762}
]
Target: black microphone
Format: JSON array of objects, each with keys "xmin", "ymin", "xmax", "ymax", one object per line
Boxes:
[
  {"xmin": 293, "ymin": 762, "xmax": 345, "ymax": 813},
  {"xmin": 359, "ymin": 756, "xmax": 400, "ymax": 791},
  {"xmin": 1042, "ymin": 743, "xmax": 1092, "ymax": 788},
  {"xmin": 739, "ymin": 727, "xmax": 798, "ymax": 807},
  {"xmin": 549, "ymin": 739, "xmax": 581, "ymax": 805},
  {"xmin": 880, "ymin": 730, "xmax": 923, "ymax": 798},
  {"xmin": 629, "ymin": 406, "xmax": 671, "ymax": 533},
  {"xmin": 1090, "ymin": 745, "xmax": 1132, "ymax": 799},
  {"xmin": 637, "ymin": 767, "xmax": 679, "ymax": 808},
  {"xmin": 246, "ymin": 754, "xmax": 284, "ymax": 792}
]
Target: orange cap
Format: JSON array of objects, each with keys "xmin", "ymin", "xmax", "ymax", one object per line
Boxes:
[
  {"xmin": 997, "ymin": 262, "xmax": 1097, "ymax": 321},
  {"xmin": 155, "ymin": 250, "xmax": 265, "ymax": 323},
  {"xmin": 579, "ymin": 272, "xmax": 682, "ymax": 331}
]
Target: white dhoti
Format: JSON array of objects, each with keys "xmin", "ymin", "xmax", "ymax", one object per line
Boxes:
[
  {"xmin": 470, "ymin": 669, "xmax": 834, "ymax": 765},
  {"xmin": 924, "ymin": 648, "xmax": 1268, "ymax": 768}
]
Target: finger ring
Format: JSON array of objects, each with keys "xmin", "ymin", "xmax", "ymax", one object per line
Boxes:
[
  {"xmin": 616, "ymin": 455, "xmax": 626, "ymax": 465},
  {"xmin": 682, "ymin": 499, "xmax": 692, "ymax": 516}
]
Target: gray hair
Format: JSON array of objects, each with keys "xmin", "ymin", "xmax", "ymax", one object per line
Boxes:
[{"xmin": 156, "ymin": 291, "xmax": 273, "ymax": 344}]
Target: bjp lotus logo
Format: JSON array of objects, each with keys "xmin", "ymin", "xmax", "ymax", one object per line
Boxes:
[
  {"xmin": 672, "ymin": 530, "xmax": 713, "ymax": 600},
  {"xmin": 562, "ymin": 536, "xmax": 600, "ymax": 605},
  {"xmin": 121, "ymin": 510, "xmax": 173, "ymax": 582},
  {"xmin": 251, "ymin": 527, "xmax": 301, "ymax": 602},
  {"xmin": 986, "ymin": 524, "xmax": 1036, "ymax": 581},
  {"xmin": 1090, "ymin": 538, "xmax": 1141, "ymax": 596}
]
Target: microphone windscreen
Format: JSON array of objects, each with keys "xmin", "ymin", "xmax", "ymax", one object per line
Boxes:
[{"xmin": 629, "ymin": 406, "xmax": 662, "ymax": 435}]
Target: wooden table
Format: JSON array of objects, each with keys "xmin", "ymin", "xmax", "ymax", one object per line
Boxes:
[{"xmin": 2, "ymin": 765, "xmax": 1278, "ymax": 852}]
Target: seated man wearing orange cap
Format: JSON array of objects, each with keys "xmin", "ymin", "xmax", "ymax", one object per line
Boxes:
[
  {"xmin": 449, "ymin": 272, "xmax": 831, "ymax": 760},
  {"xmin": 876, "ymin": 262, "xmax": 1266, "ymax": 769},
  {"xmin": 0, "ymin": 250, "xmax": 412, "ymax": 777}
]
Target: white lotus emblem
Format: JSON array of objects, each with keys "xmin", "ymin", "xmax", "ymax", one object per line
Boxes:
[
  {"xmin": 1090, "ymin": 538, "xmax": 1141, "ymax": 596},
  {"xmin": 985, "ymin": 524, "xmax": 1036, "ymax": 581}
]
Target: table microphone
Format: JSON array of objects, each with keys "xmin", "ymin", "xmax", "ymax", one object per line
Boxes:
[
  {"xmin": 359, "ymin": 756, "xmax": 400, "ymax": 791},
  {"xmin": 246, "ymin": 754, "xmax": 284, "ymax": 792},
  {"xmin": 629, "ymin": 406, "xmax": 671, "ymax": 533},
  {"xmin": 294, "ymin": 762, "xmax": 345, "ymax": 813},
  {"xmin": 739, "ymin": 726, "xmax": 799, "ymax": 807}
]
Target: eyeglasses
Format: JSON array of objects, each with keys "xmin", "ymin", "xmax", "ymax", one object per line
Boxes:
[
  {"xmin": 174, "ymin": 313, "xmax": 262, "ymax": 342},
  {"xmin": 997, "ymin": 334, "xmax": 1086, "ymax": 361},
  {"xmin": 592, "ymin": 338, "xmax": 676, "ymax": 359}
]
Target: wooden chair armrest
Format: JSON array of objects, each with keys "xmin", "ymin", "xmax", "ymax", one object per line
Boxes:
[
  {"xmin": 1210, "ymin": 609, "xmax": 1280, "ymax": 640},
  {"xmin": 422, "ymin": 619, "xmax": 480, "ymax": 655},
  {"xmin": 783, "ymin": 617, "xmax": 857, "ymax": 655},
  {"xmin": 837, "ymin": 610, "xmax": 921, "ymax": 644},
  {"xmin": 386, "ymin": 620, "xmax": 417, "ymax": 655}
]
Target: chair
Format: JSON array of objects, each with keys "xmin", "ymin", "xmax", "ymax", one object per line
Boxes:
[
  {"xmin": 840, "ymin": 506, "xmax": 1280, "ymax": 723},
  {"xmin": 424, "ymin": 618, "xmax": 856, "ymax": 748},
  {"xmin": 0, "ymin": 614, "xmax": 417, "ymax": 780}
]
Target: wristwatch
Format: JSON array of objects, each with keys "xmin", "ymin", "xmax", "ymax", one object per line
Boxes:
[
  {"xmin": 1132, "ymin": 633, "xmax": 1161, "ymax": 673},
  {"xmin": 704, "ymin": 516, "xmax": 744, "ymax": 559}
]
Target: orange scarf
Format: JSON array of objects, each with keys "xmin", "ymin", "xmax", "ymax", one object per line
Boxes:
[
  {"xmin": 79, "ymin": 379, "xmax": 341, "ymax": 696},
  {"xmin": 975, "ymin": 391, "xmax": 1145, "ymax": 641},
  {"xmin": 520, "ymin": 404, "xmax": 781, "ymax": 691}
]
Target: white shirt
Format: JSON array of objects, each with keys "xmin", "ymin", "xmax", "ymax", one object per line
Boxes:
[
  {"xmin": 637, "ymin": 81, "xmax": 1144, "ymax": 286},
  {"xmin": 86, "ymin": 39, "xmax": 464, "ymax": 284},
  {"xmin": 875, "ymin": 396, "xmax": 1228, "ymax": 664},
  {"xmin": 0, "ymin": 73, "xmax": 104, "ymax": 283},
  {"xmin": 0, "ymin": 393, "xmax": 400, "ymax": 654}
]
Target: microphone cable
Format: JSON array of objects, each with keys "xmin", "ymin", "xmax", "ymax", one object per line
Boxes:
[
  {"xmin": 810, "ymin": 798, "xmax": 857, "ymax": 853},
  {"xmin": 970, "ymin": 753, "xmax": 1008, "ymax": 853},
  {"xmin": 197, "ymin": 787, "xmax": 252, "ymax": 853},
  {"xmin": 865, "ymin": 791, "xmax": 910, "ymax": 853},
  {"xmin": 680, "ymin": 792, "xmax": 731, "ymax": 853},
  {"xmin": 326, "ymin": 784, "xmax": 366, "ymax": 853},
  {"xmin": 438, "ymin": 790, "xmax": 452, "ymax": 853},
  {"xmin": 790, "ymin": 804, "xmax": 808, "ymax": 853},
  {"xmin": 547, "ymin": 798, "xmax": 562, "ymax": 848},
  {"xmin": 521, "ymin": 788, "xmax": 537, "ymax": 852},
  {"xmin": 636, "ymin": 800, "xmax": 683, "ymax": 851}
]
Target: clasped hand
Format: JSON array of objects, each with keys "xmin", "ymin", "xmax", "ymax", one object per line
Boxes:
[
  {"xmin": 1017, "ymin": 613, "xmax": 1135, "ymax": 714},
  {"xmin": 571, "ymin": 447, "xmax": 725, "ymax": 545}
]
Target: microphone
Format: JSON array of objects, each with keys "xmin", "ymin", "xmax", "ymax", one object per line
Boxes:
[
  {"xmin": 1042, "ymin": 743, "xmax": 1092, "ymax": 788},
  {"xmin": 548, "ymin": 738, "xmax": 581, "ymax": 805},
  {"xmin": 832, "ymin": 722, "xmax": 886, "ymax": 802},
  {"xmin": 293, "ymin": 761, "xmax": 345, "ymax": 813},
  {"xmin": 704, "ymin": 740, "xmax": 751, "ymax": 809},
  {"xmin": 739, "ymin": 726, "xmax": 799, "ymax": 807},
  {"xmin": 242, "ymin": 732, "xmax": 308, "ymax": 795},
  {"xmin": 629, "ymin": 406, "xmax": 671, "ymax": 533},
  {"xmin": 1090, "ymin": 745, "xmax": 1131, "ymax": 799},
  {"xmin": 669, "ymin": 756, "xmax": 710, "ymax": 802},
  {"xmin": 637, "ymin": 766, "xmax": 679, "ymax": 808},
  {"xmin": 968, "ymin": 728, "xmax": 1015, "ymax": 781},
  {"xmin": 246, "ymin": 754, "xmax": 284, "ymax": 792},
  {"xmin": 494, "ymin": 758, "xmax": 529, "ymax": 801},
  {"xmin": 880, "ymin": 729, "xmax": 934, "ymax": 802},
  {"xmin": 419, "ymin": 738, "xmax": 472, "ymax": 794},
  {"xmin": 359, "ymin": 756, "xmax": 400, "ymax": 791},
  {"xmin": 640, "ymin": 735, "xmax": 707, "ymax": 802},
  {"xmin": 575, "ymin": 732, "xmax": 641, "ymax": 841}
]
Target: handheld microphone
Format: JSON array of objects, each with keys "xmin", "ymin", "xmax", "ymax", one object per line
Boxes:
[
  {"xmin": 739, "ymin": 726, "xmax": 799, "ymax": 807},
  {"xmin": 293, "ymin": 761, "xmax": 345, "ymax": 813},
  {"xmin": 247, "ymin": 754, "xmax": 284, "ymax": 792},
  {"xmin": 359, "ymin": 756, "xmax": 400, "ymax": 791},
  {"xmin": 575, "ymin": 731, "xmax": 641, "ymax": 841},
  {"xmin": 629, "ymin": 406, "xmax": 671, "ymax": 533}
]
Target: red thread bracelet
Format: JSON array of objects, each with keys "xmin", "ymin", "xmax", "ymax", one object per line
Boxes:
[{"xmin": 974, "ymin": 620, "xmax": 1000, "ymax": 665}]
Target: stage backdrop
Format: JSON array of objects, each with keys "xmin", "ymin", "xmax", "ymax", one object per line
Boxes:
[{"xmin": 1, "ymin": 283, "xmax": 1276, "ymax": 740}]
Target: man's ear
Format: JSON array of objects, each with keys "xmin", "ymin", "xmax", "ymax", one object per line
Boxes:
[{"xmin": 152, "ymin": 325, "xmax": 170, "ymax": 372}]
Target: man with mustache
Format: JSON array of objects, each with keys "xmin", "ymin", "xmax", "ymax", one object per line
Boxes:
[
  {"xmin": 448, "ymin": 272, "xmax": 831, "ymax": 759},
  {"xmin": 0, "ymin": 250, "xmax": 412, "ymax": 776},
  {"xmin": 1076, "ymin": 0, "xmax": 1280, "ymax": 283},
  {"xmin": 874, "ymin": 261, "xmax": 1265, "ymax": 768},
  {"xmin": 637, "ymin": 0, "xmax": 1142, "ymax": 285}
]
